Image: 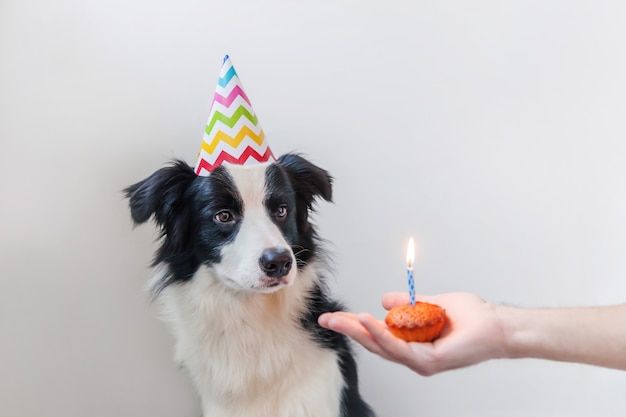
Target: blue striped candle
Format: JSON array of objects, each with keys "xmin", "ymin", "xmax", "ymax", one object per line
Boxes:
[{"xmin": 407, "ymin": 238, "xmax": 415, "ymax": 306}]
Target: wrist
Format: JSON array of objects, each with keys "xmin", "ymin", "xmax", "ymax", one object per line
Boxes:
[{"xmin": 493, "ymin": 304, "xmax": 525, "ymax": 359}]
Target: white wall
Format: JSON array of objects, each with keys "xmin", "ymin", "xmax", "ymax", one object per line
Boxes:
[{"xmin": 2, "ymin": 1, "xmax": 625, "ymax": 416}]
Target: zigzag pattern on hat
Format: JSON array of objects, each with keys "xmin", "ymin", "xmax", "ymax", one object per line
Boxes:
[
  {"xmin": 196, "ymin": 147, "xmax": 275, "ymax": 174},
  {"xmin": 201, "ymin": 127, "xmax": 265, "ymax": 154},
  {"xmin": 194, "ymin": 56, "xmax": 275, "ymax": 176}
]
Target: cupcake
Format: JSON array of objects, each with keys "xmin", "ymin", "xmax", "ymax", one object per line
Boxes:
[{"xmin": 385, "ymin": 302, "xmax": 446, "ymax": 343}]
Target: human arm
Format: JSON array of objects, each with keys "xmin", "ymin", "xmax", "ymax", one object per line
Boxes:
[
  {"xmin": 318, "ymin": 292, "xmax": 626, "ymax": 376},
  {"xmin": 500, "ymin": 302, "xmax": 626, "ymax": 370}
]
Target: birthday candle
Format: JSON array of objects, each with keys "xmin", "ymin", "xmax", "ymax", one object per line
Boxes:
[{"xmin": 406, "ymin": 237, "xmax": 415, "ymax": 306}]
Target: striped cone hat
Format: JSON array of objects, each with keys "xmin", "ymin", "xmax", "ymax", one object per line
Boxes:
[{"xmin": 194, "ymin": 55, "xmax": 275, "ymax": 176}]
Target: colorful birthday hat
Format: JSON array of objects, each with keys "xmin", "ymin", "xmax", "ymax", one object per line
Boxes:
[{"xmin": 194, "ymin": 55, "xmax": 275, "ymax": 176}]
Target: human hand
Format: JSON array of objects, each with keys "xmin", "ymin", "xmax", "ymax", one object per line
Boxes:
[{"xmin": 318, "ymin": 292, "xmax": 507, "ymax": 376}]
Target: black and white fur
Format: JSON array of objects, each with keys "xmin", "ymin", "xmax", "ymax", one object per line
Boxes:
[{"xmin": 125, "ymin": 154, "xmax": 374, "ymax": 417}]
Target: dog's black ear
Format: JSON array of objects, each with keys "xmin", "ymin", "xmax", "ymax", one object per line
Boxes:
[
  {"xmin": 124, "ymin": 160, "xmax": 196, "ymax": 228},
  {"xmin": 277, "ymin": 153, "xmax": 333, "ymax": 206}
]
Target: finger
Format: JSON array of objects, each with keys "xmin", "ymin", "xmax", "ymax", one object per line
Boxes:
[
  {"xmin": 381, "ymin": 292, "xmax": 434, "ymax": 310},
  {"xmin": 381, "ymin": 292, "xmax": 410, "ymax": 310},
  {"xmin": 358, "ymin": 313, "xmax": 401, "ymax": 347},
  {"xmin": 357, "ymin": 313, "xmax": 411, "ymax": 360},
  {"xmin": 318, "ymin": 311, "xmax": 358, "ymax": 328},
  {"xmin": 323, "ymin": 315, "xmax": 394, "ymax": 361},
  {"xmin": 318, "ymin": 313, "xmax": 332, "ymax": 327},
  {"xmin": 359, "ymin": 313, "xmax": 437, "ymax": 375}
]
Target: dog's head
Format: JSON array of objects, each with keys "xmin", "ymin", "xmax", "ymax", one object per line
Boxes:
[{"xmin": 125, "ymin": 153, "xmax": 332, "ymax": 294}]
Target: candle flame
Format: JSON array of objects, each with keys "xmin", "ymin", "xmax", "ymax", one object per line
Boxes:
[{"xmin": 406, "ymin": 237, "xmax": 415, "ymax": 269}]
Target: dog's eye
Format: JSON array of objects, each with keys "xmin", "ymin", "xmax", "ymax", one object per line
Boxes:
[
  {"xmin": 214, "ymin": 210, "xmax": 233, "ymax": 223},
  {"xmin": 276, "ymin": 205, "xmax": 288, "ymax": 218}
]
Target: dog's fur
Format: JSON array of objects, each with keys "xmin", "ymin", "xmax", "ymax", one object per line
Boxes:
[{"xmin": 125, "ymin": 154, "xmax": 374, "ymax": 417}]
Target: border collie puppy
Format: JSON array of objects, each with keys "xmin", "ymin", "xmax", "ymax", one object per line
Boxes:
[{"xmin": 125, "ymin": 153, "xmax": 375, "ymax": 417}]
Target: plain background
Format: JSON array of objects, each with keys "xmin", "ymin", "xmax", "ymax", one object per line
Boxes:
[{"xmin": 2, "ymin": 1, "xmax": 625, "ymax": 416}]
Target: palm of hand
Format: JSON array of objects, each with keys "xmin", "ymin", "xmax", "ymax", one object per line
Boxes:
[
  {"xmin": 319, "ymin": 292, "xmax": 505, "ymax": 376},
  {"xmin": 405, "ymin": 293, "xmax": 505, "ymax": 375}
]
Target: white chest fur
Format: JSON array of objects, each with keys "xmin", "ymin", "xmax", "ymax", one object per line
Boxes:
[{"xmin": 154, "ymin": 265, "xmax": 345, "ymax": 417}]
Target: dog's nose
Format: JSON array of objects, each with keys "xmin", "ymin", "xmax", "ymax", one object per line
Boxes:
[{"xmin": 259, "ymin": 247, "xmax": 293, "ymax": 278}]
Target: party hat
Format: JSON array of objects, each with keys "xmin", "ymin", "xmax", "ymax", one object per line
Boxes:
[{"xmin": 194, "ymin": 55, "xmax": 275, "ymax": 176}]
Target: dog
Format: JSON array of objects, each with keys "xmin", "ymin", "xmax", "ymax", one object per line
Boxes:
[{"xmin": 125, "ymin": 153, "xmax": 375, "ymax": 417}]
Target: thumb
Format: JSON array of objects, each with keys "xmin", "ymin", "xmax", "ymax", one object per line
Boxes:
[
  {"xmin": 381, "ymin": 292, "xmax": 410, "ymax": 310},
  {"xmin": 382, "ymin": 292, "xmax": 435, "ymax": 310}
]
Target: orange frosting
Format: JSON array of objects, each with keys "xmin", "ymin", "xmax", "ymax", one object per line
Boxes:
[{"xmin": 385, "ymin": 302, "xmax": 446, "ymax": 343}]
